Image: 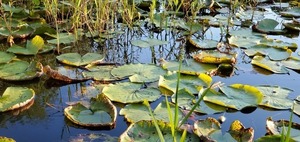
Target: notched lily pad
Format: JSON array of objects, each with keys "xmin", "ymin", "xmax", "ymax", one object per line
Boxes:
[
  {"xmin": 160, "ymin": 59, "xmax": 217, "ymax": 75},
  {"xmin": 193, "ymin": 117, "xmax": 221, "ymax": 137},
  {"xmin": 193, "ymin": 51, "xmax": 237, "ymax": 64},
  {"xmin": 266, "ymin": 117, "xmax": 300, "ymax": 141},
  {"xmin": 252, "ymin": 19, "xmax": 286, "ymax": 34},
  {"xmin": 0, "ymin": 136, "xmax": 16, "ymax": 142},
  {"xmin": 187, "ymin": 37, "xmax": 218, "ymax": 49},
  {"xmin": 251, "ymin": 56, "xmax": 289, "ymax": 74},
  {"xmin": 280, "ymin": 7, "xmax": 300, "ymax": 18},
  {"xmin": 228, "ymin": 35, "xmax": 262, "ymax": 49},
  {"xmin": 64, "ymin": 95, "xmax": 117, "ymax": 128},
  {"xmin": 83, "ymin": 64, "xmax": 123, "ymax": 82},
  {"xmin": 0, "ymin": 51, "xmax": 16, "ymax": 64},
  {"xmin": 46, "ymin": 32, "xmax": 77, "ymax": 44},
  {"xmin": 229, "ymin": 120, "xmax": 254, "ymax": 142},
  {"xmin": 244, "ymin": 45, "xmax": 292, "ymax": 61},
  {"xmin": 131, "ymin": 38, "xmax": 168, "ymax": 48},
  {"xmin": 119, "ymin": 120, "xmax": 200, "ymax": 142},
  {"xmin": 56, "ymin": 53, "xmax": 104, "ymax": 67},
  {"xmin": 0, "ymin": 60, "xmax": 43, "ymax": 81},
  {"xmin": 282, "ymin": 57, "xmax": 300, "ymax": 71},
  {"xmin": 111, "ymin": 63, "xmax": 166, "ymax": 83},
  {"xmin": 0, "ymin": 87, "xmax": 35, "ymax": 112},
  {"xmin": 102, "ymin": 82, "xmax": 161, "ymax": 103}
]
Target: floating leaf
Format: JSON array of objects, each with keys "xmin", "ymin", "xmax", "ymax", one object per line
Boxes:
[
  {"xmin": 266, "ymin": 117, "xmax": 300, "ymax": 141},
  {"xmin": 46, "ymin": 32, "xmax": 76, "ymax": 44},
  {"xmin": 187, "ymin": 38, "xmax": 218, "ymax": 49},
  {"xmin": 228, "ymin": 35, "xmax": 261, "ymax": 48},
  {"xmin": 0, "ymin": 51, "xmax": 16, "ymax": 64},
  {"xmin": 160, "ymin": 59, "xmax": 217, "ymax": 75},
  {"xmin": 102, "ymin": 82, "xmax": 161, "ymax": 103},
  {"xmin": 111, "ymin": 63, "xmax": 166, "ymax": 83},
  {"xmin": 119, "ymin": 120, "xmax": 200, "ymax": 142},
  {"xmin": 244, "ymin": 45, "xmax": 292, "ymax": 61},
  {"xmin": 64, "ymin": 95, "xmax": 117, "ymax": 128},
  {"xmin": 257, "ymin": 85, "xmax": 293, "ymax": 109},
  {"xmin": 229, "ymin": 120, "xmax": 254, "ymax": 142},
  {"xmin": 43, "ymin": 65, "xmax": 89, "ymax": 83},
  {"xmin": 158, "ymin": 71, "xmax": 212, "ymax": 95},
  {"xmin": 255, "ymin": 135, "xmax": 296, "ymax": 142},
  {"xmin": 252, "ymin": 19, "xmax": 285, "ymax": 34},
  {"xmin": 280, "ymin": 7, "xmax": 300, "ymax": 18},
  {"xmin": 204, "ymin": 84, "xmax": 263, "ymax": 110},
  {"xmin": 193, "ymin": 50, "xmax": 236, "ymax": 64},
  {"xmin": 294, "ymin": 96, "xmax": 300, "ymax": 116},
  {"xmin": 258, "ymin": 37, "xmax": 298, "ymax": 49},
  {"xmin": 0, "ymin": 60, "xmax": 42, "ymax": 81},
  {"xmin": 131, "ymin": 38, "xmax": 168, "ymax": 48},
  {"xmin": 56, "ymin": 53, "xmax": 104, "ymax": 67},
  {"xmin": 171, "ymin": 88, "xmax": 226, "ymax": 114},
  {"xmin": 120, "ymin": 101, "xmax": 183, "ymax": 123},
  {"xmin": 7, "ymin": 35, "xmax": 47, "ymax": 55},
  {"xmin": 193, "ymin": 117, "xmax": 221, "ymax": 137},
  {"xmin": 251, "ymin": 56, "xmax": 289, "ymax": 74},
  {"xmin": 0, "ymin": 136, "xmax": 16, "ymax": 142},
  {"xmin": 0, "ymin": 87, "xmax": 35, "ymax": 112},
  {"xmin": 283, "ymin": 22, "xmax": 300, "ymax": 31},
  {"xmin": 83, "ymin": 65, "xmax": 122, "ymax": 82}
]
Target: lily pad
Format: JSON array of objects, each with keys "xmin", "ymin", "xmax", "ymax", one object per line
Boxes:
[
  {"xmin": 280, "ymin": 7, "xmax": 300, "ymax": 18},
  {"xmin": 131, "ymin": 38, "xmax": 168, "ymax": 48},
  {"xmin": 283, "ymin": 22, "xmax": 300, "ymax": 31},
  {"xmin": 204, "ymin": 84, "xmax": 263, "ymax": 110},
  {"xmin": 283, "ymin": 57, "xmax": 300, "ymax": 71},
  {"xmin": 83, "ymin": 65, "xmax": 122, "ymax": 82},
  {"xmin": 46, "ymin": 32, "xmax": 77, "ymax": 44},
  {"xmin": 43, "ymin": 65, "xmax": 89, "ymax": 83},
  {"xmin": 257, "ymin": 85, "xmax": 293, "ymax": 109},
  {"xmin": 64, "ymin": 95, "xmax": 117, "ymax": 128},
  {"xmin": 187, "ymin": 38, "xmax": 218, "ymax": 49},
  {"xmin": 158, "ymin": 71, "xmax": 212, "ymax": 95},
  {"xmin": 0, "ymin": 51, "xmax": 16, "ymax": 64},
  {"xmin": 229, "ymin": 120, "xmax": 254, "ymax": 142},
  {"xmin": 0, "ymin": 87, "xmax": 35, "ymax": 112},
  {"xmin": 244, "ymin": 45, "xmax": 292, "ymax": 61},
  {"xmin": 252, "ymin": 19, "xmax": 286, "ymax": 34},
  {"xmin": 171, "ymin": 88, "xmax": 227, "ymax": 114},
  {"xmin": 193, "ymin": 50, "xmax": 236, "ymax": 64},
  {"xmin": 251, "ymin": 56, "xmax": 289, "ymax": 74},
  {"xmin": 294, "ymin": 96, "xmax": 300, "ymax": 116},
  {"xmin": 0, "ymin": 60, "xmax": 43, "ymax": 81},
  {"xmin": 258, "ymin": 37, "xmax": 298, "ymax": 49},
  {"xmin": 228, "ymin": 35, "xmax": 262, "ymax": 48},
  {"xmin": 266, "ymin": 117, "xmax": 300, "ymax": 141},
  {"xmin": 102, "ymin": 82, "xmax": 161, "ymax": 103},
  {"xmin": 56, "ymin": 53, "xmax": 104, "ymax": 67},
  {"xmin": 111, "ymin": 63, "xmax": 166, "ymax": 83},
  {"xmin": 193, "ymin": 117, "xmax": 221, "ymax": 137},
  {"xmin": 119, "ymin": 120, "xmax": 200, "ymax": 142},
  {"xmin": 120, "ymin": 101, "xmax": 183, "ymax": 123},
  {"xmin": 160, "ymin": 59, "xmax": 218, "ymax": 75},
  {"xmin": 0, "ymin": 136, "xmax": 16, "ymax": 142}
]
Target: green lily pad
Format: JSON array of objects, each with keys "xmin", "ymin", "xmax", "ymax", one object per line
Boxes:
[
  {"xmin": 111, "ymin": 63, "xmax": 166, "ymax": 83},
  {"xmin": 131, "ymin": 38, "xmax": 168, "ymax": 48},
  {"xmin": 0, "ymin": 87, "xmax": 35, "ymax": 112},
  {"xmin": 244, "ymin": 45, "xmax": 292, "ymax": 61},
  {"xmin": 258, "ymin": 37, "xmax": 298, "ymax": 49},
  {"xmin": 280, "ymin": 7, "xmax": 300, "ymax": 18},
  {"xmin": 171, "ymin": 88, "xmax": 227, "ymax": 114},
  {"xmin": 257, "ymin": 85, "xmax": 293, "ymax": 109},
  {"xmin": 193, "ymin": 117, "xmax": 221, "ymax": 137},
  {"xmin": 0, "ymin": 60, "xmax": 43, "ymax": 81},
  {"xmin": 120, "ymin": 101, "xmax": 183, "ymax": 123},
  {"xmin": 294, "ymin": 96, "xmax": 300, "ymax": 116},
  {"xmin": 255, "ymin": 135, "xmax": 296, "ymax": 142},
  {"xmin": 56, "ymin": 53, "xmax": 104, "ymax": 67},
  {"xmin": 7, "ymin": 35, "xmax": 53, "ymax": 55},
  {"xmin": 83, "ymin": 65, "xmax": 122, "ymax": 82},
  {"xmin": 0, "ymin": 136, "xmax": 16, "ymax": 142},
  {"xmin": 158, "ymin": 71, "xmax": 212, "ymax": 95},
  {"xmin": 193, "ymin": 50, "xmax": 236, "ymax": 64},
  {"xmin": 229, "ymin": 120, "xmax": 254, "ymax": 142},
  {"xmin": 160, "ymin": 59, "xmax": 217, "ymax": 75},
  {"xmin": 187, "ymin": 38, "xmax": 218, "ymax": 49},
  {"xmin": 204, "ymin": 84, "xmax": 263, "ymax": 110},
  {"xmin": 64, "ymin": 95, "xmax": 117, "ymax": 128},
  {"xmin": 46, "ymin": 32, "xmax": 77, "ymax": 44},
  {"xmin": 282, "ymin": 57, "xmax": 300, "ymax": 70},
  {"xmin": 283, "ymin": 22, "xmax": 300, "ymax": 31},
  {"xmin": 252, "ymin": 19, "xmax": 286, "ymax": 34},
  {"xmin": 251, "ymin": 56, "xmax": 289, "ymax": 74},
  {"xmin": 228, "ymin": 35, "xmax": 262, "ymax": 48},
  {"xmin": 0, "ymin": 26, "xmax": 34, "ymax": 38},
  {"xmin": 102, "ymin": 82, "xmax": 161, "ymax": 103},
  {"xmin": 0, "ymin": 51, "xmax": 16, "ymax": 64},
  {"xmin": 266, "ymin": 117, "xmax": 300, "ymax": 141},
  {"xmin": 119, "ymin": 120, "xmax": 200, "ymax": 142}
]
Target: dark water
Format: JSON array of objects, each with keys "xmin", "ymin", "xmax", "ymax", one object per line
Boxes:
[{"xmin": 1, "ymin": 6, "xmax": 300, "ymax": 142}]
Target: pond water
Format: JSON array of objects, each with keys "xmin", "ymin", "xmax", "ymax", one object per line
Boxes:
[{"xmin": 1, "ymin": 2, "xmax": 300, "ymax": 142}]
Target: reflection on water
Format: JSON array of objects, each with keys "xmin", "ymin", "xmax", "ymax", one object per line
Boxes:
[{"xmin": 1, "ymin": 13, "xmax": 300, "ymax": 142}]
